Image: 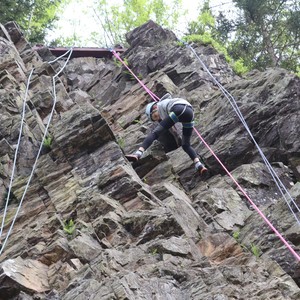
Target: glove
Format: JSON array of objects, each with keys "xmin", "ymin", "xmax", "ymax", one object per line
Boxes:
[{"xmin": 134, "ymin": 149, "xmax": 144, "ymax": 159}]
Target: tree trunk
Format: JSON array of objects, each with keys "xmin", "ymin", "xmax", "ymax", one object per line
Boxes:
[{"xmin": 260, "ymin": 22, "xmax": 279, "ymax": 67}]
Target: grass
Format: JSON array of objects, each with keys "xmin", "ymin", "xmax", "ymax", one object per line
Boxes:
[
  {"xmin": 63, "ymin": 219, "xmax": 76, "ymax": 235},
  {"xmin": 43, "ymin": 136, "xmax": 52, "ymax": 149},
  {"xmin": 232, "ymin": 231, "xmax": 261, "ymax": 258},
  {"xmin": 250, "ymin": 243, "xmax": 261, "ymax": 258},
  {"xmin": 232, "ymin": 231, "xmax": 240, "ymax": 241},
  {"xmin": 181, "ymin": 34, "xmax": 249, "ymax": 75},
  {"xmin": 117, "ymin": 137, "xmax": 125, "ymax": 149}
]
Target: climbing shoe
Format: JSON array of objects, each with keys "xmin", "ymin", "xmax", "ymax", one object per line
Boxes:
[
  {"xmin": 195, "ymin": 161, "xmax": 208, "ymax": 176},
  {"xmin": 125, "ymin": 154, "xmax": 139, "ymax": 162},
  {"xmin": 125, "ymin": 150, "xmax": 144, "ymax": 162}
]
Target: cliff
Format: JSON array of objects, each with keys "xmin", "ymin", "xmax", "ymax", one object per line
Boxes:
[{"xmin": 0, "ymin": 20, "xmax": 300, "ymax": 299}]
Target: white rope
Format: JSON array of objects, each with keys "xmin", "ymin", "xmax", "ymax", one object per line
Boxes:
[
  {"xmin": 0, "ymin": 69, "xmax": 35, "ymax": 239},
  {"xmin": 0, "ymin": 48, "xmax": 73, "ymax": 255},
  {"xmin": 185, "ymin": 43, "xmax": 300, "ymax": 226},
  {"xmin": 48, "ymin": 48, "xmax": 73, "ymax": 64}
]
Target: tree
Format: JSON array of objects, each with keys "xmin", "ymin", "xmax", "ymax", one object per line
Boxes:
[
  {"xmin": 92, "ymin": 0, "xmax": 184, "ymax": 46},
  {"xmin": 186, "ymin": 1, "xmax": 215, "ymax": 36},
  {"xmin": 216, "ymin": 0, "xmax": 300, "ymax": 73},
  {"xmin": 0, "ymin": 0, "xmax": 66, "ymax": 43},
  {"xmin": 184, "ymin": 1, "xmax": 249, "ymax": 76}
]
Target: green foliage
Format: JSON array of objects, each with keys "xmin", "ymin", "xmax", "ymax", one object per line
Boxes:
[
  {"xmin": 182, "ymin": 34, "xmax": 249, "ymax": 76},
  {"xmin": 113, "ymin": 57, "xmax": 129, "ymax": 68},
  {"xmin": 184, "ymin": 3, "xmax": 249, "ymax": 76},
  {"xmin": 232, "ymin": 58, "xmax": 249, "ymax": 76},
  {"xmin": 93, "ymin": 0, "xmax": 185, "ymax": 45},
  {"xmin": 113, "ymin": 57, "xmax": 143, "ymax": 81},
  {"xmin": 232, "ymin": 231, "xmax": 261, "ymax": 257},
  {"xmin": 133, "ymin": 119, "xmax": 142, "ymax": 125},
  {"xmin": 151, "ymin": 248, "xmax": 158, "ymax": 255},
  {"xmin": 186, "ymin": 0, "xmax": 299, "ymax": 74},
  {"xmin": 176, "ymin": 41, "xmax": 185, "ymax": 47},
  {"xmin": 117, "ymin": 137, "xmax": 125, "ymax": 148},
  {"xmin": 186, "ymin": 1, "xmax": 215, "ymax": 36},
  {"xmin": 183, "ymin": 33, "xmax": 212, "ymax": 45},
  {"xmin": 232, "ymin": 231, "xmax": 247, "ymax": 251},
  {"xmin": 63, "ymin": 219, "xmax": 76, "ymax": 235},
  {"xmin": 43, "ymin": 136, "xmax": 52, "ymax": 149},
  {"xmin": 219, "ymin": 0, "xmax": 300, "ymax": 73},
  {"xmin": 214, "ymin": 12, "xmax": 235, "ymax": 44},
  {"xmin": 123, "ymin": 70, "xmax": 143, "ymax": 81},
  {"xmin": 250, "ymin": 243, "xmax": 261, "ymax": 258},
  {"xmin": 232, "ymin": 231, "xmax": 240, "ymax": 241},
  {"xmin": 0, "ymin": 0, "xmax": 67, "ymax": 43},
  {"xmin": 295, "ymin": 66, "xmax": 300, "ymax": 78}
]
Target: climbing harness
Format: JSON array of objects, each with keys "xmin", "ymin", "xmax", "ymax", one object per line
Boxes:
[
  {"xmin": 0, "ymin": 48, "xmax": 73, "ymax": 255},
  {"xmin": 111, "ymin": 48, "xmax": 300, "ymax": 261}
]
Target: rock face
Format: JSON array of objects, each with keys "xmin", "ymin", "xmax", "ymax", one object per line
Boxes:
[{"xmin": 0, "ymin": 20, "xmax": 300, "ymax": 299}]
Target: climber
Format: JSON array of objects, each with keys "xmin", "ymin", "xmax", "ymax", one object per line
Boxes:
[{"xmin": 126, "ymin": 93, "xmax": 208, "ymax": 175}]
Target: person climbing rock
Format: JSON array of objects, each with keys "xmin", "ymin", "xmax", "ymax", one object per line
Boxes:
[{"xmin": 126, "ymin": 93, "xmax": 208, "ymax": 175}]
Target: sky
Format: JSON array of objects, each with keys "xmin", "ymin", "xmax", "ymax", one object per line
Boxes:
[{"xmin": 46, "ymin": 0, "xmax": 236, "ymax": 47}]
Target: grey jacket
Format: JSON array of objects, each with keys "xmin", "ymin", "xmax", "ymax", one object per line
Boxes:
[{"xmin": 157, "ymin": 98, "xmax": 192, "ymax": 120}]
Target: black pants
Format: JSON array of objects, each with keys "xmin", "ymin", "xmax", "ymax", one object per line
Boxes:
[{"xmin": 142, "ymin": 104, "xmax": 197, "ymax": 161}]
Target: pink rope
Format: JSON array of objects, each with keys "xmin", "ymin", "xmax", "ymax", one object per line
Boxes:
[
  {"xmin": 111, "ymin": 48, "xmax": 300, "ymax": 261},
  {"xmin": 193, "ymin": 127, "xmax": 300, "ymax": 261},
  {"xmin": 111, "ymin": 50, "xmax": 160, "ymax": 102}
]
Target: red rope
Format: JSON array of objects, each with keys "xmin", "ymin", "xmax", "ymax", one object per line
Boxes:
[
  {"xmin": 111, "ymin": 49, "xmax": 300, "ymax": 261},
  {"xmin": 111, "ymin": 50, "xmax": 160, "ymax": 102},
  {"xmin": 193, "ymin": 127, "xmax": 300, "ymax": 261}
]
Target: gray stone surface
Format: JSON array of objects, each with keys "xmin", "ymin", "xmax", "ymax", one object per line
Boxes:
[{"xmin": 0, "ymin": 20, "xmax": 299, "ymax": 299}]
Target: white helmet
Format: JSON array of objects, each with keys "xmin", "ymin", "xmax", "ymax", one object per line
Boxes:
[{"xmin": 145, "ymin": 102, "xmax": 157, "ymax": 121}]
